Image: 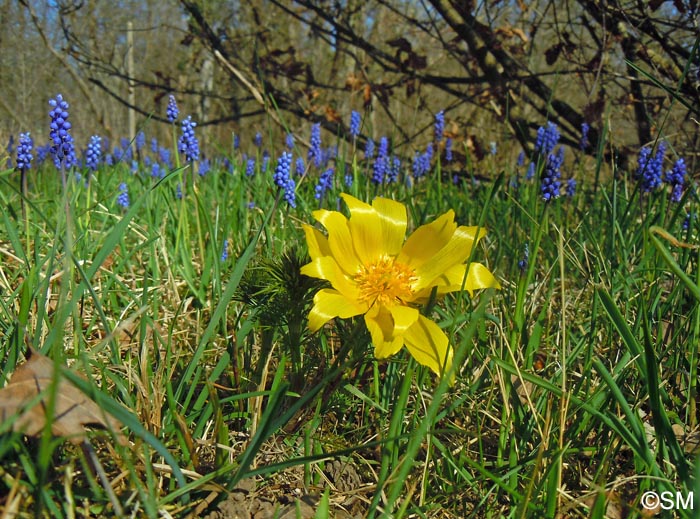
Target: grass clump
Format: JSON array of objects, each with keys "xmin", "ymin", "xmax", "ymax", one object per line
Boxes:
[{"xmin": 0, "ymin": 93, "xmax": 699, "ymax": 519}]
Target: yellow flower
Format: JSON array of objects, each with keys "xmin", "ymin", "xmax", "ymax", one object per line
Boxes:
[{"xmin": 301, "ymin": 193, "xmax": 500, "ymax": 378}]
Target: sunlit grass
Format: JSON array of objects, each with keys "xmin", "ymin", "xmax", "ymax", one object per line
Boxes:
[{"xmin": 0, "ymin": 107, "xmax": 699, "ymax": 519}]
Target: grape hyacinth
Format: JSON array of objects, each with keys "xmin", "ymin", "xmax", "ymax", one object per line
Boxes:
[
  {"xmin": 178, "ymin": 116, "xmax": 200, "ymax": 162},
  {"xmin": 117, "ymin": 137, "xmax": 128, "ymax": 154},
  {"xmin": 273, "ymin": 151, "xmax": 296, "ymax": 208},
  {"xmin": 412, "ymin": 151, "xmax": 423, "ymax": 178},
  {"xmin": 566, "ymin": 178, "xmax": 577, "ymax": 197},
  {"xmin": 198, "ymin": 158, "xmax": 211, "ymax": 176},
  {"xmin": 48, "ymin": 94, "xmax": 78, "ymax": 170},
  {"xmin": 683, "ymin": 212, "xmax": 694, "ymax": 231},
  {"xmin": 323, "ymin": 145, "xmax": 338, "ymax": 165},
  {"xmin": 445, "ymin": 137, "xmax": 453, "ymax": 162},
  {"xmin": 579, "ymin": 123, "xmax": 590, "ymax": 150},
  {"xmin": 434, "ymin": 110, "xmax": 445, "ymax": 142},
  {"xmin": 135, "ymin": 131, "xmax": 146, "ymax": 152},
  {"xmin": 36, "ymin": 144, "xmax": 50, "ymax": 166},
  {"xmin": 412, "ymin": 149, "xmax": 431, "ymax": 178},
  {"xmin": 151, "ymin": 162, "xmax": 164, "ymax": 179},
  {"xmin": 221, "ymin": 239, "xmax": 229, "ymax": 262},
  {"xmin": 119, "ymin": 144, "xmax": 133, "ymax": 163},
  {"xmin": 166, "ymin": 95, "xmax": 179, "ymax": 123},
  {"xmin": 308, "ymin": 123, "xmax": 322, "ymax": 167},
  {"xmin": 636, "ymin": 146, "xmax": 651, "ymax": 180},
  {"xmin": 666, "ymin": 157, "xmax": 687, "ymax": 203},
  {"xmin": 541, "ymin": 147, "xmax": 564, "ymax": 202},
  {"xmin": 518, "ymin": 243, "xmax": 530, "ymax": 272},
  {"xmin": 295, "ymin": 157, "xmax": 305, "ymax": 176},
  {"xmin": 285, "ymin": 132, "xmax": 294, "ymax": 150},
  {"xmin": 364, "ymin": 138, "xmax": 375, "ymax": 159},
  {"xmin": 159, "ymin": 147, "xmax": 172, "ymax": 168},
  {"xmin": 16, "ymin": 133, "xmax": 34, "ymax": 197},
  {"xmin": 526, "ymin": 162, "xmax": 536, "ymax": 180},
  {"xmin": 16, "ymin": 132, "xmax": 34, "ymax": 171},
  {"xmin": 245, "ymin": 157, "xmax": 256, "ymax": 177},
  {"xmin": 85, "ymin": 135, "xmax": 102, "ymax": 171},
  {"xmin": 223, "ymin": 157, "xmax": 233, "ymax": 174},
  {"xmin": 315, "ymin": 166, "xmax": 335, "ymax": 201},
  {"xmin": 261, "ymin": 150, "xmax": 270, "ymax": 172},
  {"xmin": 254, "ymin": 132, "xmax": 263, "ymax": 148},
  {"xmin": 117, "ymin": 182, "xmax": 130, "ymax": 209},
  {"xmin": 386, "ymin": 156, "xmax": 401, "ymax": 184},
  {"xmin": 424, "ymin": 142, "xmax": 434, "ymax": 162},
  {"xmin": 652, "ymin": 139, "xmax": 666, "ymax": 165},
  {"xmin": 371, "ymin": 137, "xmax": 389, "ymax": 184},
  {"xmin": 535, "ymin": 122, "xmax": 560, "ymax": 155},
  {"xmin": 349, "ymin": 110, "xmax": 361, "ymax": 138},
  {"xmin": 637, "ymin": 143, "xmax": 665, "ymax": 193}
]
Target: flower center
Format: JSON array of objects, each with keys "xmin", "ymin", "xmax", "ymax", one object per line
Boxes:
[{"xmin": 355, "ymin": 256, "xmax": 416, "ymax": 307}]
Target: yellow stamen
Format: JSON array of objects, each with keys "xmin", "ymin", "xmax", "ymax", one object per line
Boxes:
[{"xmin": 355, "ymin": 256, "xmax": 416, "ymax": 307}]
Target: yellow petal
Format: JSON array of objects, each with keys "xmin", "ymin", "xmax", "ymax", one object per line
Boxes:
[
  {"xmin": 313, "ymin": 208, "xmax": 362, "ymax": 276},
  {"xmin": 308, "ymin": 289, "xmax": 365, "ymax": 331},
  {"xmin": 339, "ymin": 195, "xmax": 382, "ymax": 265},
  {"xmin": 403, "ymin": 315, "xmax": 453, "ymax": 378},
  {"xmin": 389, "ymin": 304, "xmax": 420, "ymax": 336},
  {"xmin": 302, "ymin": 224, "xmax": 332, "ymax": 260},
  {"xmin": 340, "ymin": 194, "xmax": 407, "ymax": 264},
  {"xmin": 411, "ymin": 225, "xmax": 487, "ymax": 293},
  {"xmin": 398, "ymin": 210, "xmax": 457, "ymax": 268},
  {"xmin": 463, "ymin": 262, "xmax": 500, "ymax": 294},
  {"xmin": 300, "ymin": 256, "xmax": 361, "ymax": 302},
  {"xmin": 365, "ymin": 305, "xmax": 404, "ymax": 359},
  {"xmin": 414, "ymin": 262, "xmax": 500, "ymax": 299},
  {"xmin": 370, "ymin": 196, "xmax": 407, "ymax": 256}
]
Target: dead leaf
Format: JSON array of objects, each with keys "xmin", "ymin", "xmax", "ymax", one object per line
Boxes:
[
  {"xmin": 496, "ymin": 25, "xmax": 529, "ymax": 43},
  {"xmin": 363, "ymin": 84, "xmax": 372, "ymax": 107},
  {"xmin": 672, "ymin": 423, "xmax": 700, "ymax": 454},
  {"xmin": 511, "ymin": 27, "xmax": 529, "ymax": 43},
  {"xmin": 0, "ymin": 348, "xmax": 126, "ymax": 445},
  {"xmin": 466, "ymin": 134, "xmax": 486, "ymax": 161},
  {"xmin": 324, "ymin": 105, "xmax": 341, "ymax": 123},
  {"xmin": 510, "ymin": 374, "xmax": 535, "ymax": 405},
  {"xmin": 345, "ymin": 73, "xmax": 364, "ymax": 92}
]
